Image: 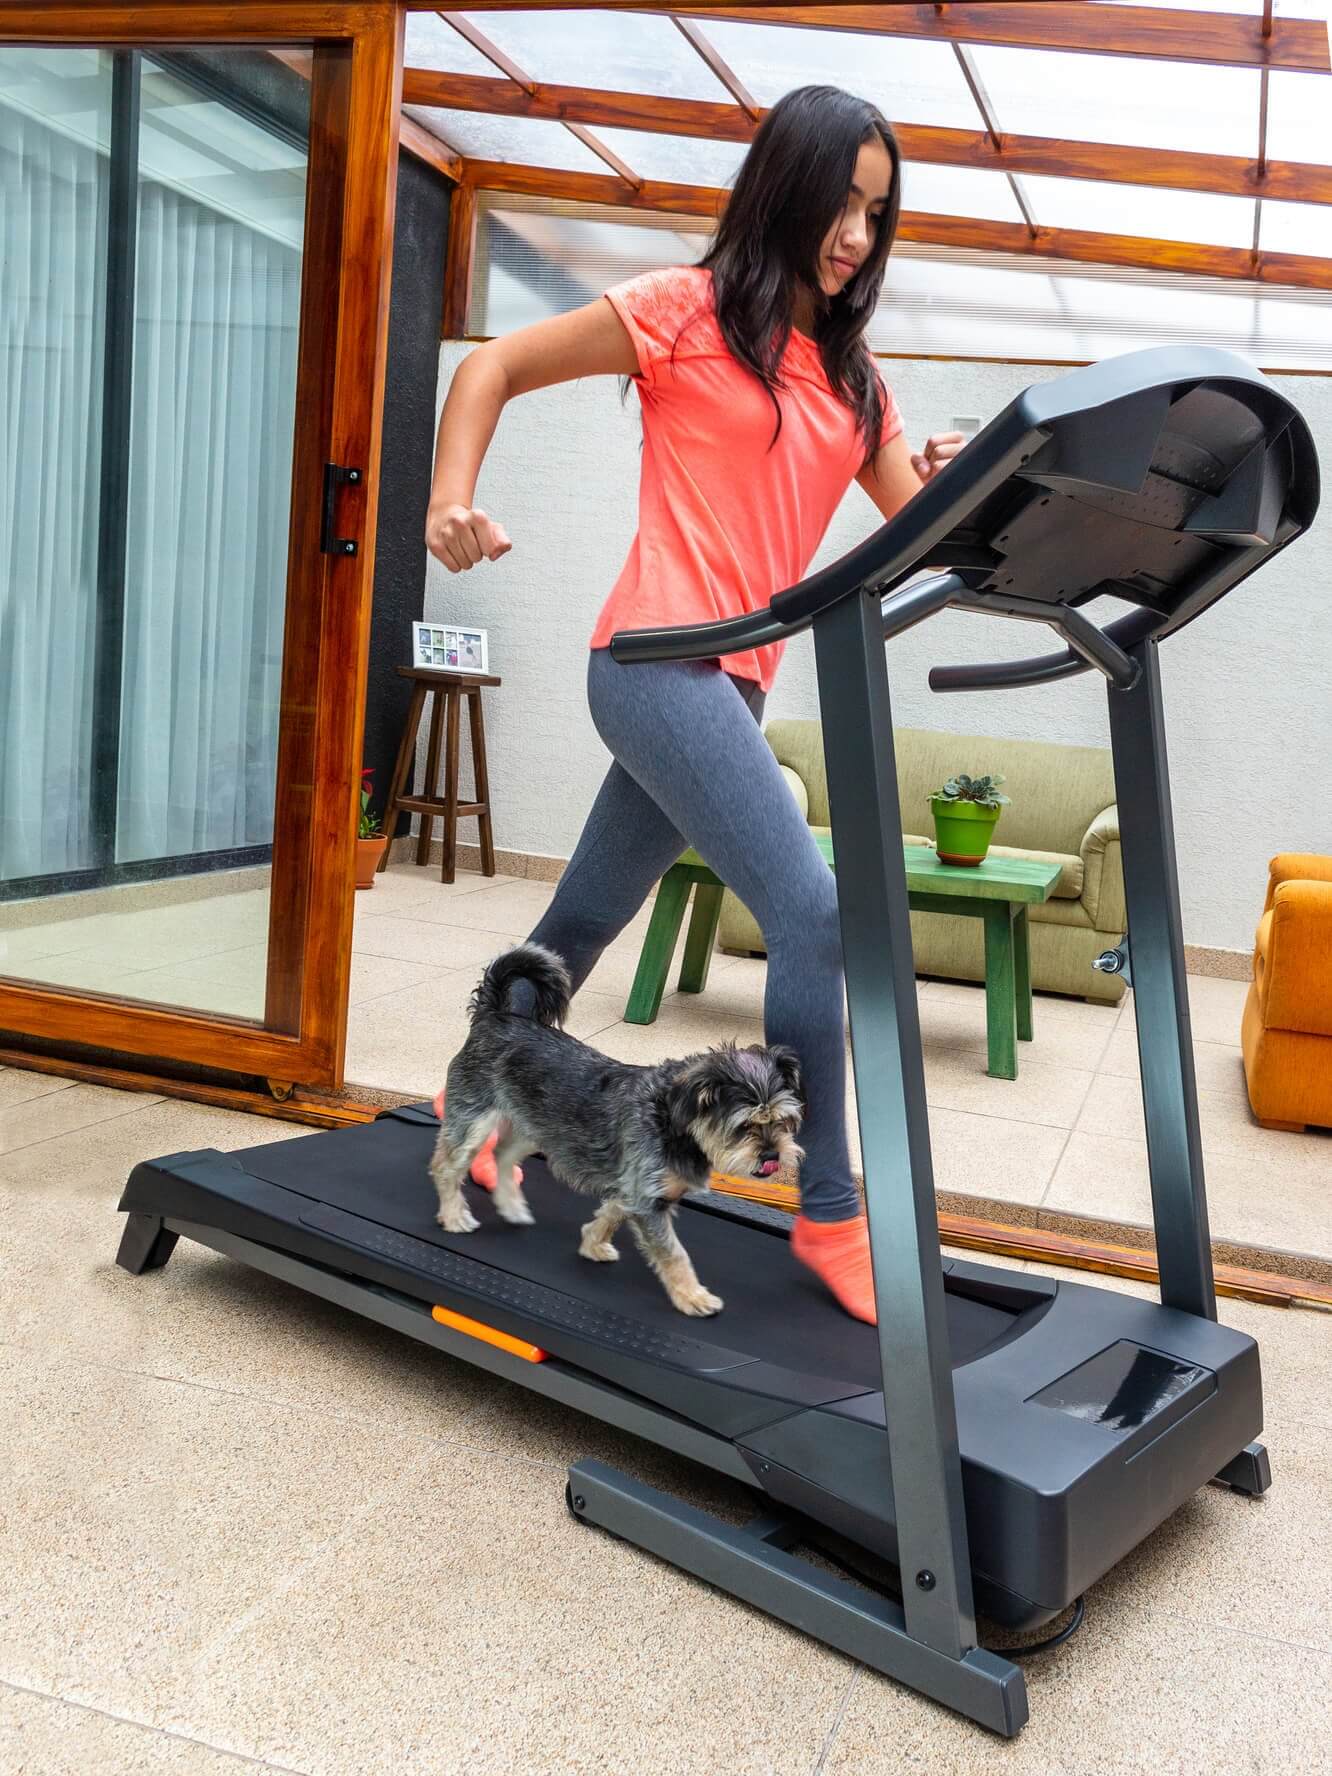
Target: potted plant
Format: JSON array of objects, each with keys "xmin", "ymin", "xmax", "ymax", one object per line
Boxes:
[
  {"xmin": 929, "ymin": 773, "xmax": 1010, "ymax": 867},
  {"xmin": 355, "ymin": 767, "xmax": 387, "ymax": 888}
]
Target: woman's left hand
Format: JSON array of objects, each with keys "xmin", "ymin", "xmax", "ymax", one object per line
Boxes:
[{"xmin": 911, "ymin": 432, "xmax": 967, "ymax": 484}]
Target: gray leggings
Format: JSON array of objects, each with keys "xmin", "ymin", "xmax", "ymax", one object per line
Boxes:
[{"xmin": 519, "ymin": 648, "xmax": 858, "ymax": 1223}]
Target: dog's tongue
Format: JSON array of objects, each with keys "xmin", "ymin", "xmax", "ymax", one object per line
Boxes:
[{"xmin": 757, "ymin": 1158, "xmax": 781, "ymax": 1177}]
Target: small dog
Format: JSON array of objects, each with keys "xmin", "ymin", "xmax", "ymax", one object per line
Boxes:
[{"xmin": 429, "ymin": 944, "xmax": 805, "ymax": 1317}]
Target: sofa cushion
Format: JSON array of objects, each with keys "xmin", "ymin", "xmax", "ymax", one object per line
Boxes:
[
  {"xmin": 985, "ymin": 844, "xmax": 1084, "ymax": 900},
  {"xmin": 778, "ymin": 764, "xmax": 809, "ymax": 822}
]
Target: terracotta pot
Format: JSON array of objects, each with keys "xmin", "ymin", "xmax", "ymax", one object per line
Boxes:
[{"xmin": 354, "ymin": 834, "xmax": 387, "ymax": 888}]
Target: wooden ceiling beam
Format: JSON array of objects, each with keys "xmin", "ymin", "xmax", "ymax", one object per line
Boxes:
[
  {"xmin": 460, "ymin": 157, "xmax": 1332, "ymax": 289},
  {"xmin": 401, "ymin": 2, "xmax": 1332, "ymax": 75},
  {"xmin": 402, "ymin": 69, "xmax": 1332, "ymax": 207},
  {"xmin": 671, "ymin": 15, "xmax": 760, "ymax": 121},
  {"xmin": 438, "ymin": 10, "xmax": 643, "ymax": 189}
]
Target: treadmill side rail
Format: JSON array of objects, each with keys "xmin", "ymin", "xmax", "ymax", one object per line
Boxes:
[{"xmin": 568, "ymin": 1459, "xmax": 1029, "ymax": 1739}]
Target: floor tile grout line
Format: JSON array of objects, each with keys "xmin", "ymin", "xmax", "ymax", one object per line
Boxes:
[
  {"xmin": 1036, "ymin": 1122, "xmax": 1078, "ymax": 1211},
  {"xmin": 1144, "ymin": 1605, "xmax": 1332, "ymax": 1661},
  {"xmin": 0, "ymin": 1677, "xmax": 313, "ymax": 1775},
  {"xmin": 809, "ymin": 1665, "xmax": 861, "ymax": 1776},
  {"xmin": 0, "ymin": 1092, "xmax": 170, "ymax": 1159}
]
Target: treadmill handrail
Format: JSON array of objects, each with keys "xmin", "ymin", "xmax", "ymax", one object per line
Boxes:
[{"xmin": 929, "ymin": 608, "xmax": 1160, "ymax": 693}]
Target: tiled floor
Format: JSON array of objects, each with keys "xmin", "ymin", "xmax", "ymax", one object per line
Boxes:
[{"xmin": 2, "ymin": 1065, "xmax": 1329, "ymax": 1773}]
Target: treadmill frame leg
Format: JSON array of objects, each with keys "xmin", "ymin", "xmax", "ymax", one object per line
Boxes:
[
  {"xmin": 1215, "ymin": 1441, "xmax": 1272, "ymax": 1496},
  {"xmin": 567, "ymin": 1458, "xmax": 1029, "ymax": 1739},
  {"xmin": 116, "ymin": 1212, "xmax": 179, "ymax": 1275}
]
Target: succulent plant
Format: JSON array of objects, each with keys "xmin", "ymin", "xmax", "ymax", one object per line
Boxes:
[{"xmin": 931, "ymin": 773, "xmax": 1011, "ymax": 810}]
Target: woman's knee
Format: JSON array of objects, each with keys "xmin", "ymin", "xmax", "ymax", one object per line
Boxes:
[{"xmin": 766, "ymin": 870, "xmax": 842, "ymax": 972}]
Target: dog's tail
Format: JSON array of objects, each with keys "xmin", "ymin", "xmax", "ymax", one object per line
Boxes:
[{"xmin": 469, "ymin": 943, "xmax": 571, "ymax": 1029}]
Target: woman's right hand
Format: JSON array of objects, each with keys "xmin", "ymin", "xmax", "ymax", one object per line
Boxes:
[{"xmin": 426, "ymin": 503, "xmax": 512, "ymax": 573}]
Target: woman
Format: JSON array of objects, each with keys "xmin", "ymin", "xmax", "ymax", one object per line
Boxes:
[{"xmin": 425, "ymin": 86, "xmax": 963, "ymax": 1323}]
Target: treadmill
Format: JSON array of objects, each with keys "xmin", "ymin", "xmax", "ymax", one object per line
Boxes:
[{"xmin": 116, "ymin": 346, "xmax": 1318, "ymax": 1738}]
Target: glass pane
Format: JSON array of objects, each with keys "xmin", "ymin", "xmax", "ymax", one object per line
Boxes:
[
  {"xmin": 968, "ymin": 46, "xmax": 1260, "ymax": 157},
  {"xmin": 582, "ymin": 127, "xmax": 746, "ymax": 190},
  {"xmin": 1261, "ymin": 197, "xmax": 1332, "ymax": 256},
  {"xmin": 0, "ymin": 45, "xmax": 311, "ymax": 1023},
  {"xmin": 902, "ymin": 162, "xmax": 1025, "ymax": 223},
  {"xmin": 475, "ymin": 197, "xmax": 707, "ymax": 333},
  {"xmin": 1017, "ymin": 174, "xmax": 1257, "ymax": 247},
  {"xmin": 403, "ymin": 12, "xmax": 507, "ymax": 80},
  {"xmin": 448, "ymin": 9, "xmax": 739, "ymax": 102},
  {"xmin": 700, "ymin": 21, "xmax": 983, "ymax": 128},
  {"xmin": 403, "ymin": 104, "xmax": 605, "ymax": 173},
  {"xmin": 1266, "ymin": 71, "xmax": 1332, "ymax": 167}
]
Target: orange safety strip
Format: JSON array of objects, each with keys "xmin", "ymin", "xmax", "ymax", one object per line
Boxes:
[
  {"xmin": 711, "ymin": 1170, "xmax": 800, "ymax": 1212},
  {"xmin": 431, "ymin": 1304, "xmax": 547, "ymax": 1362}
]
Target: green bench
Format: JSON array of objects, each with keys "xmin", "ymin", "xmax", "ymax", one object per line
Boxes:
[{"xmin": 625, "ymin": 834, "xmax": 1062, "ymax": 1080}]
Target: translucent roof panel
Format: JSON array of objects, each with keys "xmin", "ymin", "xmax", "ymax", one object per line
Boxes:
[
  {"xmin": 586, "ymin": 128, "xmax": 746, "ymax": 190},
  {"xmin": 403, "ymin": 13, "xmax": 503, "ymax": 80},
  {"xmin": 1266, "ymin": 72, "xmax": 1332, "ymax": 167},
  {"xmin": 967, "ymin": 46, "xmax": 1260, "ymax": 157},
  {"xmin": 901, "ymin": 162, "xmax": 1026, "ymax": 225},
  {"xmin": 402, "ymin": 106, "xmax": 606, "ymax": 174},
  {"xmin": 429, "ymin": 10, "xmax": 736, "ymax": 102},
  {"xmin": 1261, "ymin": 198, "xmax": 1332, "ymax": 258},
  {"xmin": 699, "ymin": 21, "xmax": 984, "ymax": 129},
  {"xmin": 1017, "ymin": 175, "xmax": 1257, "ymax": 248}
]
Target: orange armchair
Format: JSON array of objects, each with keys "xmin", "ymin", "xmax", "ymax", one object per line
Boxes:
[{"xmin": 1241, "ymin": 853, "xmax": 1332, "ymax": 1132}]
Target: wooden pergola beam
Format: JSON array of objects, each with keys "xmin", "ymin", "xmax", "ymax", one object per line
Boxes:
[
  {"xmin": 401, "ymin": 2, "xmax": 1332, "ymax": 75},
  {"xmin": 460, "ymin": 158, "xmax": 1332, "ymax": 290},
  {"xmin": 403, "ymin": 70, "xmax": 1332, "ymax": 208}
]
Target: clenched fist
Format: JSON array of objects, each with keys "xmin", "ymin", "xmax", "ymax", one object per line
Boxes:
[
  {"xmin": 426, "ymin": 503, "xmax": 512, "ymax": 573},
  {"xmin": 910, "ymin": 432, "xmax": 967, "ymax": 484}
]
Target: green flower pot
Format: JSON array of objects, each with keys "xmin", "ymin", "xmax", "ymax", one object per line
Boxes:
[{"xmin": 931, "ymin": 795, "xmax": 1001, "ymax": 867}]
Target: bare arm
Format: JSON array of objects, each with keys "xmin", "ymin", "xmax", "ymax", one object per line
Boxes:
[
  {"xmin": 855, "ymin": 429, "xmax": 968, "ymax": 525},
  {"xmin": 427, "ymin": 298, "xmax": 640, "ymax": 573}
]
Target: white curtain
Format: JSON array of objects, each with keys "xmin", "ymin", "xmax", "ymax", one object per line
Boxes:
[
  {"xmin": 0, "ymin": 101, "xmax": 105, "ymax": 878},
  {"xmin": 118, "ymin": 181, "xmax": 300, "ymax": 861},
  {"xmin": 0, "ymin": 75, "xmax": 302, "ymax": 883}
]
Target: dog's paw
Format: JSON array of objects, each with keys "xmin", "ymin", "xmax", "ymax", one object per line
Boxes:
[
  {"xmin": 579, "ymin": 1238, "xmax": 620, "ymax": 1263},
  {"xmin": 436, "ymin": 1202, "xmax": 479, "ymax": 1234},
  {"xmin": 671, "ymin": 1283, "xmax": 724, "ymax": 1316},
  {"xmin": 495, "ymin": 1195, "xmax": 535, "ymax": 1227}
]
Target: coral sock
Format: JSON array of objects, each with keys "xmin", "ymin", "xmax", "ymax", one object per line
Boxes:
[
  {"xmin": 431, "ymin": 1090, "xmax": 520, "ymax": 1194},
  {"xmin": 790, "ymin": 1213, "xmax": 878, "ymax": 1324}
]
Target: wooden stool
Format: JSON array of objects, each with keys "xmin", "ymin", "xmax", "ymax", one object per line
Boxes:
[{"xmin": 378, "ymin": 666, "xmax": 500, "ymax": 884}]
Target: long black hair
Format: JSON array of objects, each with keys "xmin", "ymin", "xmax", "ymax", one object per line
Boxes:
[{"xmin": 697, "ymin": 85, "xmax": 901, "ymax": 463}]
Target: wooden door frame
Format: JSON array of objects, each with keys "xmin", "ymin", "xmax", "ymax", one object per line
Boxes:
[{"xmin": 0, "ymin": 0, "xmax": 403, "ymax": 1091}]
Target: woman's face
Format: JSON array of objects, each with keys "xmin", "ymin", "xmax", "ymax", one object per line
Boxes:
[{"xmin": 816, "ymin": 135, "xmax": 894, "ymax": 297}]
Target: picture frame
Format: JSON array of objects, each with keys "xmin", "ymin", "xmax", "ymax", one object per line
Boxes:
[{"xmin": 412, "ymin": 621, "xmax": 489, "ymax": 675}]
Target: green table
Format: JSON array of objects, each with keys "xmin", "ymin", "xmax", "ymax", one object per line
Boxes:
[{"xmin": 624, "ymin": 834, "xmax": 1062, "ymax": 1080}]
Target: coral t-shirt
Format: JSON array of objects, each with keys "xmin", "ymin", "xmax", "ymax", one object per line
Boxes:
[{"xmin": 590, "ymin": 263, "xmax": 903, "ymax": 691}]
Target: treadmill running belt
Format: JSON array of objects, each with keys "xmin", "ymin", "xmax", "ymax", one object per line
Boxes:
[{"xmin": 234, "ymin": 1114, "xmax": 1015, "ymax": 1391}]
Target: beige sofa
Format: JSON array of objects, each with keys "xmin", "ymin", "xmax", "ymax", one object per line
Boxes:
[{"xmin": 719, "ymin": 722, "xmax": 1127, "ymax": 1004}]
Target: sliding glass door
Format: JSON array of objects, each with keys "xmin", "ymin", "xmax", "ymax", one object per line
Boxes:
[{"xmin": 0, "ymin": 4, "xmax": 403, "ymax": 1092}]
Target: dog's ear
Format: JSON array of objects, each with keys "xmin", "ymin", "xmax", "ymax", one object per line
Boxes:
[
  {"xmin": 768, "ymin": 1044, "xmax": 805, "ymax": 1113},
  {"xmin": 666, "ymin": 1058, "xmax": 718, "ymax": 1142}
]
